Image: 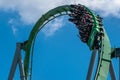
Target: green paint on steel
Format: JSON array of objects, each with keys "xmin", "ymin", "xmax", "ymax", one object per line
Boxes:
[
  {"xmin": 23, "ymin": 4, "xmax": 112, "ymax": 80},
  {"xmin": 83, "ymin": 5, "xmax": 100, "ymax": 50},
  {"xmin": 94, "ymin": 30, "xmax": 111, "ymax": 80},
  {"xmin": 23, "ymin": 5, "xmax": 72, "ymax": 78}
]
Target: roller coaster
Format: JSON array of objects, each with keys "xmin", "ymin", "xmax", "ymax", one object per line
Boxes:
[{"xmin": 8, "ymin": 4, "xmax": 120, "ymax": 80}]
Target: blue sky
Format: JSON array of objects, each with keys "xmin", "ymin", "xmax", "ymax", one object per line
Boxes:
[{"xmin": 0, "ymin": 0, "xmax": 120, "ymax": 80}]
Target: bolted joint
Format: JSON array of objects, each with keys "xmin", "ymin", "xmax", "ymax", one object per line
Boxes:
[
  {"xmin": 111, "ymin": 48, "xmax": 120, "ymax": 58},
  {"xmin": 20, "ymin": 40, "xmax": 28, "ymax": 50}
]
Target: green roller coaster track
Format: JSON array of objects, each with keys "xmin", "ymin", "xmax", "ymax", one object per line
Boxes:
[{"xmin": 22, "ymin": 5, "xmax": 111, "ymax": 80}]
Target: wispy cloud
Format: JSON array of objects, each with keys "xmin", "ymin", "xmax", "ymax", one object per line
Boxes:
[
  {"xmin": 11, "ymin": 26, "xmax": 18, "ymax": 35},
  {"xmin": 42, "ymin": 18, "xmax": 64, "ymax": 37},
  {"xmin": 8, "ymin": 19, "xmax": 14, "ymax": 24},
  {"xmin": 8, "ymin": 18, "xmax": 18, "ymax": 36},
  {"xmin": 1, "ymin": 0, "xmax": 120, "ymax": 36}
]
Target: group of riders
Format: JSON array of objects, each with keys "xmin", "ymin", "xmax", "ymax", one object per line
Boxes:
[
  {"xmin": 69, "ymin": 4, "xmax": 103, "ymax": 49},
  {"xmin": 69, "ymin": 4, "xmax": 94, "ymax": 43}
]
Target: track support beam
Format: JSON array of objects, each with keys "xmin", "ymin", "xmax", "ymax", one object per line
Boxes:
[
  {"xmin": 109, "ymin": 62, "xmax": 116, "ymax": 80},
  {"xmin": 8, "ymin": 43, "xmax": 25, "ymax": 80},
  {"xmin": 86, "ymin": 49, "xmax": 97, "ymax": 80}
]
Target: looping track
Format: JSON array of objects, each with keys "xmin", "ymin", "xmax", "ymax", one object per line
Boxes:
[{"xmin": 23, "ymin": 4, "xmax": 111, "ymax": 80}]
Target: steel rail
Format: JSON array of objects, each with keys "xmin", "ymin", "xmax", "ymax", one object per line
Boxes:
[
  {"xmin": 23, "ymin": 5, "xmax": 72, "ymax": 79},
  {"xmin": 23, "ymin": 4, "xmax": 112, "ymax": 80}
]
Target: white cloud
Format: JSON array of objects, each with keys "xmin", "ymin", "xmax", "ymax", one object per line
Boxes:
[
  {"xmin": 11, "ymin": 26, "xmax": 18, "ymax": 35},
  {"xmin": 1, "ymin": 0, "xmax": 120, "ymax": 36},
  {"xmin": 42, "ymin": 18, "xmax": 64, "ymax": 37},
  {"xmin": 8, "ymin": 19, "xmax": 14, "ymax": 24},
  {"xmin": 8, "ymin": 18, "xmax": 19, "ymax": 36},
  {"xmin": 1, "ymin": 0, "xmax": 120, "ymax": 24}
]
